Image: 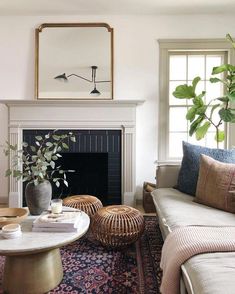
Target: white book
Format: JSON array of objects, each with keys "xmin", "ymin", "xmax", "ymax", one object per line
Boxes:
[
  {"xmin": 33, "ymin": 210, "xmax": 81, "ymax": 229},
  {"xmin": 32, "ymin": 225, "xmax": 79, "ymax": 233}
]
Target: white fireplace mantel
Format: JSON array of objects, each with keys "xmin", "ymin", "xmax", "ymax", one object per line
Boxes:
[{"xmin": 0, "ymin": 99, "xmax": 144, "ymax": 208}]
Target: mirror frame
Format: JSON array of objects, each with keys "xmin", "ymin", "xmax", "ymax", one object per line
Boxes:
[{"xmin": 35, "ymin": 23, "xmax": 114, "ymax": 100}]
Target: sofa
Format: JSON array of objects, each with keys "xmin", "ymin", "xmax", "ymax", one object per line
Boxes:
[{"xmin": 152, "ymin": 164, "xmax": 235, "ymax": 294}]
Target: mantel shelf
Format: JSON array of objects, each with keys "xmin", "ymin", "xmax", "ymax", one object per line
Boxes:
[{"xmin": 0, "ymin": 99, "xmax": 145, "ymax": 107}]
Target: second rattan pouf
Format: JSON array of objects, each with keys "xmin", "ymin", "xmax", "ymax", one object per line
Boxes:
[
  {"xmin": 63, "ymin": 195, "xmax": 103, "ymax": 217},
  {"xmin": 91, "ymin": 205, "xmax": 145, "ymax": 247}
]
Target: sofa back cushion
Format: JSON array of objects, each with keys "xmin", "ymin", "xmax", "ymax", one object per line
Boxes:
[
  {"xmin": 195, "ymin": 154, "xmax": 235, "ymax": 213},
  {"xmin": 177, "ymin": 141, "xmax": 235, "ymax": 196}
]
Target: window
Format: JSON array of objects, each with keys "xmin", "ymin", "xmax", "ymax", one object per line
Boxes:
[{"xmin": 158, "ymin": 39, "xmax": 235, "ymax": 163}]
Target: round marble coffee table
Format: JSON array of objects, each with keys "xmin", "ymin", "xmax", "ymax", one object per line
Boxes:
[{"xmin": 0, "ymin": 211, "xmax": 90, "ymax": 294}]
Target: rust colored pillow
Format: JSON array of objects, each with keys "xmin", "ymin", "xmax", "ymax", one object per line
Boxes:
[{"xmin": 195, "ymin": 154, "xmax": 235, "ymax": 213}]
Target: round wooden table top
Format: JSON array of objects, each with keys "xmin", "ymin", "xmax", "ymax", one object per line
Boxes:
[{"xmin": 0, "ymin": 211, "xmax": 90, "ymax": 256}]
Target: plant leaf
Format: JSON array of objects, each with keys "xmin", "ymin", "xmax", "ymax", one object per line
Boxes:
[
  {"xmin": 186, "ymin": 107, "xmax": 197, "ymax": 122},
  {"xmin": 189, "ymin": 116, "xmax": 204, "ymax": 136},
  {"xmin": 173, "ymin": 84, "xmax": 195, "ymax": 99},
  {"xmin": 215, "ymin": 130, "xmax": 225, "ymax": 142},
  {"xmin": 196, "ymin": 122, "xmax": 211, "ymax": 140},
  {"xmin": 63, "ymin": 180, "xmax": 68, "ymax": 187},
  {"xmin": 228, "ymin": 92, "xmax": 235, "ymax": 102},
  {"xmin": 62, "ymin": 143, "xmax": 69, "ymax": 149},
  {"xmin": 192, "ymin": 77, "xmax": 201, "ymax": 92},
  {"xmin": 50, "ymin": 161, "xmax": 55, "ymax": 169},
  {"xmin": 219, "ymin": 108, "xmax": 234, "ymax": 122},
  {"xmin": 210, "ymin": 77, "xmax": 222, "ymax": 83},
  {"xmin": 210, "ymin": 104, "xmax": 220, "ymax": 119},
  {"xmin": 35, "ymin": 136, "xmax": 43, "ymax": 141},
  {"xmin": 46, "ymin": 142, "xmax": 53, "ymax": 147},
  {"xmin": 5, "ymin": 169, "xmax": 12, "ymax": 177}
]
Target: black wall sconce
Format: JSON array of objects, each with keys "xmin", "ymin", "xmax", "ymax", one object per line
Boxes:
[{"xmin": 54, "ymin": 66, "xmax": 110, "ymax": 97}]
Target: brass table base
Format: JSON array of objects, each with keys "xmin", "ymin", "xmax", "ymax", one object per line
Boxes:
[{"xmin": 3, "ymin": 248, "xmax": 63, "ymax": 294}]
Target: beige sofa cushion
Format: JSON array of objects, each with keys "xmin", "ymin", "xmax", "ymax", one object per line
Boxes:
[
  {"xmin": 151, "ymin": 188, "xmax": 235, "ymax": 233},
  {"xmin": 195, "ymin": 154, "xmax": 235, "ymax": 213},
  {"xmin": 183, "ymin": 252, "xmax": 235, "ymax": 294}
]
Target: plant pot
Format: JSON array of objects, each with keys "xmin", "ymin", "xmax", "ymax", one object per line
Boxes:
[{"xmin": 25, "ymin": 180, "xmax": 52, "ymax": 215}]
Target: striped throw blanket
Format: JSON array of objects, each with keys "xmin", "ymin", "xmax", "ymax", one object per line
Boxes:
[{"xmin": 160, "ymin": 226, "xmax": 235, "ymax": 294}]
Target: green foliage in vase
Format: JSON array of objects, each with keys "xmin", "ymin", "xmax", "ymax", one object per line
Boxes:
[
  {"xmin": 2, "ymin": 130, "xmax": 76, "ymax": 187},
  {"xmin": 173, "ymin": 34, "xmax": 235, "ymax": 146}
]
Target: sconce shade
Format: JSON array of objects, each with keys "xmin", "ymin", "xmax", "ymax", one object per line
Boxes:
[
  {"xmin": 54, "ymin": 73, "xmax": 68, "ymax": 81},
  {"xmin": 90, "ymin": 85, "xmax": 101, "ymax": 96}
]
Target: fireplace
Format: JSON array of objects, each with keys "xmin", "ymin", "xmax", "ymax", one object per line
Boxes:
[
  {"xmin": 4, "ymin": 99, "xmax": 144, "ymax": 207},
  {"xmin": 23, "ymin": 130, "xmax": 122, "ymax": 206}
]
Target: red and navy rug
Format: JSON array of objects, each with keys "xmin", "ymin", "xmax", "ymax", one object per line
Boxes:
[{"xmin": 0, "ymin": 216, "xmax": 163, "ymax": 294}]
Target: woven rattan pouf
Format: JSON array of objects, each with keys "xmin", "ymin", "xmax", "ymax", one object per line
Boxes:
[
  {"xmin": 91, "ymin": 205, "xmax": 144, "ymax": 247},
  {"xmin": 63, "ymin": 195, "xmax": 103, "ymax": 218}
]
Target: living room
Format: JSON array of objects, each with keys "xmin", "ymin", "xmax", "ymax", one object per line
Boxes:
[{"xmin": 0, "ymin": 0, "xmax": 235, "ymax": 293}]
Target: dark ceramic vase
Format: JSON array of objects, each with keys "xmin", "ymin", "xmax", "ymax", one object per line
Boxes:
[{"xmin": 25, "ymin": 180, "xmax": 52, "ymax": 215}]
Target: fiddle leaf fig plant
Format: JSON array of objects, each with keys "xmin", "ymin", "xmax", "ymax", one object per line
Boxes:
[
  {"xmin": 2, "ymin": 130, "xmax": 76, "ymax": 188},
  {"xmin": 173, "ymin": 34, "xmax": 235, "ymax": 147}
]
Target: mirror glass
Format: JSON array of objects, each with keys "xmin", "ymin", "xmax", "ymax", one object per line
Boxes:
[{"xmin": 36, "ymin": 23, "xmax": 113, "ymax": 100}]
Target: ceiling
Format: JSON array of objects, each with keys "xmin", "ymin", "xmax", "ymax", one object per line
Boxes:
[{"xmin": 0, "ymin": 0, "xmax": 235, "ymax": 15}]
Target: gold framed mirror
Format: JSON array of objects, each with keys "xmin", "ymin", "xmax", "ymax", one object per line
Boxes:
[{"xmin": 35, "ymin": 23, "xmax": 113, "ymax": 100}]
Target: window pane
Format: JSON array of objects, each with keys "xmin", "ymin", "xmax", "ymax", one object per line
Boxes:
[
  {"xmin": 188, "ymin": 135, "xmax": 206, "ymax": 146},
  {"xmin": 188, "ymin": 55, "xmax": 205, "ymax": 80},
  {"xmin": 169, "ymin": 133, "xmax": 187, "ymax": 158},
  {"xmin": 206, "ymin": 132, "xmax": 223, "ymax": 149},
  {"xmin": 205, "ymin": 81, "xmax": 223, "ymax": 104},
  {"xmin": 169, "ymin": 107, "xmax": 188, "ymax": 132},
  {"xmin": 206, "ymin": 55, "xmax": 223, "ymax": 79},
  {"xmin": 169, "ymin": 81, "xmax": 187, "ymax": 105},
  {"xmin": 169, "ymin": 55, "xmax": 186, "ymax": 80}
]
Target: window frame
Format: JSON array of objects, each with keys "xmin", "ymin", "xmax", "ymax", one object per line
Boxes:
[{"xmin": 158, "ymin": 39, "xmax": 235, "ymax": 164}]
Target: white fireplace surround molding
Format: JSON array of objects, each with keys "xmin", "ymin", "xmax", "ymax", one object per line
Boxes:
[{"xmin": 0, "ymin": 99, "xmax": 144, "ymax": 208}]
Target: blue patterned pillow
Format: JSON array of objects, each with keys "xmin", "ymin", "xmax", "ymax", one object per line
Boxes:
[{"xmin": 177, "ymin": 141, "xmax": 235, "ymax": 196}]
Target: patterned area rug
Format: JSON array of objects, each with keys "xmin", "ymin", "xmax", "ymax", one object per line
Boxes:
[{"xmin": 0, "ymin": 216, "xmax": 163, "ymax": 294}]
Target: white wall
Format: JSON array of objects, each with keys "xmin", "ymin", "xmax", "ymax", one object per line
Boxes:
[{"xmin": 1, "ymin": 14, "xmax": 235, "ymax": 202}]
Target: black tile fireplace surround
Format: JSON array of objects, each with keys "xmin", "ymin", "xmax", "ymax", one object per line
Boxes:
[{"xmin": 23, "ymin": 129, "xmax": 122, "ymax": 206}]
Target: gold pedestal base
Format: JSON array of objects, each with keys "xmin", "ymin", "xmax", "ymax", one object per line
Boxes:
[{"xmin": 3, "ymin": 248, "xmax": 63, "ymax": 294}]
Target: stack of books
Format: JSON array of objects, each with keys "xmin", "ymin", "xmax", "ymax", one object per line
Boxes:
[{"xmin": 32, "ymin": 210, "xmax": 81, "ymax": 232}]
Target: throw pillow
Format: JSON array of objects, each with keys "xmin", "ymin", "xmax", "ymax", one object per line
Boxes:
[
  {"xmin": 195, "ymin": 154, "xmax": 235, "ymax": 213},
  {"xmin": 177, "ymin": 141, "xmax": 235, "ymax": 196}
]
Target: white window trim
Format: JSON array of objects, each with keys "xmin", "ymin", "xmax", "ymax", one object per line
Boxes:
[{"xmin": 158, "ymin": 39, "xmax": 235, "ymax": 164}]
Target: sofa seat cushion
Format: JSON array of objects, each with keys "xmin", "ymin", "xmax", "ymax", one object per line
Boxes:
[
  {"xmin": 151, "ymin": 188, "xmax": 235, "ymax": 232},
  {"xmin": 182, "ymin": 252, "xmax": 235, "ymax": 294}
]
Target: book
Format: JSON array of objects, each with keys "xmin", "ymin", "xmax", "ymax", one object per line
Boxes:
[
  {"xmin": 32, "ymin": 224, "xmax": 79, "ymax": 233},
  {"xmin": 32, "ymin": 210, "xmax": 81, "ymax": 232}
]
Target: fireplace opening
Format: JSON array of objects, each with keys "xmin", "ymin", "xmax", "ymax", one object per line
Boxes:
[
  {"xmin": 53, "ymin": 152, "xmax": 109, "ymax": 203},
  {"xmin": 23, "ymin": 129, "xmax": 122, "ymax": 206}
]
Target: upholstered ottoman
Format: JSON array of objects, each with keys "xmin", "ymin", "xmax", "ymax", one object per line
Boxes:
[
  {"xmin": 63, "ymin": 195, "xmax": 103, "ymax": 217},
  {"xmin": 91, "ymin": 205, "xmax": 144, "ymax": 247}
]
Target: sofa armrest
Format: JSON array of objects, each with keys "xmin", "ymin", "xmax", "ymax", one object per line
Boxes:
[{"xmin": 156, "ymin": 165, "xmax": 181, "ymax": 188}]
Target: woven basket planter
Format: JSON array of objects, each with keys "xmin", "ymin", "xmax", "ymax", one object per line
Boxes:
[
  {"xmin": 91, "ymin": 205, "xmax": 144, "ymax": 247},
  {"xmin": 63, "ymin": 195, "xmax": 103, "ymax": 217}
]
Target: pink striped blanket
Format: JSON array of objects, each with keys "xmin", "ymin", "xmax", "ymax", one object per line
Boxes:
[{"xmin": 160, "ymin": 226, "xmax": 235, "ymax": 294}]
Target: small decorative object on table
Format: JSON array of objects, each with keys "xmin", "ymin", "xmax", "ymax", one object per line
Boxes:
[
  {"xmin": 63, "ymin": 195, "xmax": 103, "ymax": 217},
  {"xmin": 51, "ymin": 199, "xmax": 63, "ymax": 214},
  {"xmin": 91, "ymin": 205, "xmax": 145, "ymax": 247},
  {"xmin": 0, "ymin": 208, "xmax": 28, "ymax": 228}
]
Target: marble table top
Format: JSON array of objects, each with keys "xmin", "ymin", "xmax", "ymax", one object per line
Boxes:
[{"xmin": 0, "ymin": 211, "xmax": 90, "ymax": 255}]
